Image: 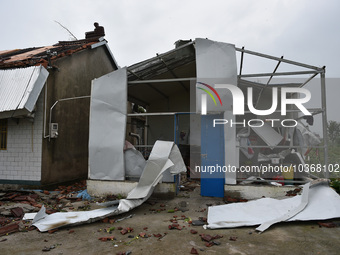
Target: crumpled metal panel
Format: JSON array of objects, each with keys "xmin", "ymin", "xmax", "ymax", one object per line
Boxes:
[
  {"xmin": 24, "ymin": 140, "xmax": 186, "ymax": 232},
  {"xmin": 205, "ymin": 181, "xmax": 340, "ymax": 232},
  {"xmin": 0, "ymin": 65, "xmax": 48, "ymax": 114}
]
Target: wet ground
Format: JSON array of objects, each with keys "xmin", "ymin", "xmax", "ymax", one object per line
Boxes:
[{"xmin": 1, "ymin": 183, "xmax": 340, "ymax": 255}]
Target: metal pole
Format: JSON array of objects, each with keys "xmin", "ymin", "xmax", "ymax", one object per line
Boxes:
[
  {"xmin": 320, "ymin": 71, "xmax": 329, "ymax": 178},
  {"xmin": 239, "ymin": 70, "xmax": 320, "ymax": 78},
  {"xmin": 174, "ymin": 114, "xmax": 177, "ymax": 144},
  {"xmin": 239, "ymin": 46, "xmax": 245, "ymax": 76},
  {"xmin": 255, "ymin": 56, "xmax": 283, "ymax": 107},
  {"xmin": 128, "ymin": 77, "xmax": 195, "ymax": 84},
  {"xmin": 127, "ymin": 112, "xmax": 194, "ymax": 117}
]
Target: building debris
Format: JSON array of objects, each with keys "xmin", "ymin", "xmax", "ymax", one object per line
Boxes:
[
  {"xmin": 22, "ymin": 141, "xmax": 186, "ymax": 232},
  {"xmin": 205, "ymin": 180, "xmax": 340, "ymax": 232},
  {"xmin": 0, "ymin": 222, "xmax": 19, "ymax": 236}
]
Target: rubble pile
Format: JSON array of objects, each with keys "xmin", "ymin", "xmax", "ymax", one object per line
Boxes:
[{"xmin": 0, "ymin": 180, "xmax": 119, "ymax": 237}]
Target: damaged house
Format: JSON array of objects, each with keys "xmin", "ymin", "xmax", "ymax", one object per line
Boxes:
[
  {"xmin": 0, "ymin": 35, "xmax": 118, "ymax": 186},
  {"xmin": 87, "ymin": 38, "xmax": 329, "ymax": 199},
  {"xmin": 0, "ymin": 32, "xmax": 329, "ymax": 201}
]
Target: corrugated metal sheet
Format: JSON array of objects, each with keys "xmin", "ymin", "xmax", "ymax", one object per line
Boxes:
[{"xmin": 0, "ymin": 65, "xmax": 49, "ymax": 114}]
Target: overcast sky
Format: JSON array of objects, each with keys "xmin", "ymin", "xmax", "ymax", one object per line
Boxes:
[{"xmin": 1, "ymin": 0, "xmax": 339, "ymax": 134}]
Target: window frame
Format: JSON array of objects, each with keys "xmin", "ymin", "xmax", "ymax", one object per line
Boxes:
[{"xmin": 0, "ymin": 119, "xmax": 8, "ymax": 150}]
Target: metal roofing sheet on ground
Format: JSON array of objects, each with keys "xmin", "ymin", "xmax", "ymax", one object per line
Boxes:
[{"xmin": 0, "ymin": 65, "xmax": 49, "ymax": 114}]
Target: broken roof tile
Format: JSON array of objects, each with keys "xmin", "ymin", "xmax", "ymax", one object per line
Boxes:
[{"xmin": 0, "ymin": 38, "xmax": 101, "ymax": 69}]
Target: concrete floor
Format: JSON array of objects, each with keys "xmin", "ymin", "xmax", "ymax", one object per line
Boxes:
[{"xmin": 1, "ymin": 187, "xmax": 340, "ymax": 255}]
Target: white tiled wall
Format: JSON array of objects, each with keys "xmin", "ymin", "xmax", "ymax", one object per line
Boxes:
[{"xmin": 0, "ymin": 95, "xmax": 44, "ymax": 182}]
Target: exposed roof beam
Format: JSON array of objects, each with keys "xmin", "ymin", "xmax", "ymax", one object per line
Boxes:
[
  {"xmin": 128, "ymin": 77, "xmax": 195, "ymax": 84},
  {"xmin": 239, "ymin": 70, "xmax": 320, "ymax": 78},
  {"xmin": 127, "ymin": 68, "xmax": 169, "ymax": 100},
  {"xmin": 235, "ymin": 47, "xmax": 323, "ymax": 71},
  {"xmin": 156, "ymin": 54, "xmax": 189, "ymax": 92},
  {"xmin": 255, "ymin": 56, "xmax": 283, "ymax": 107}
]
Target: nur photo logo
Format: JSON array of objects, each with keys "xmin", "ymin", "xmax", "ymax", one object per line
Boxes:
[{"xmin": 196, "ymin": 82, "xmax": 312, "ymax": 127}]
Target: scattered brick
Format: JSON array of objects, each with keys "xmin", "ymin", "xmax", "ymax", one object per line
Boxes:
[
  {"xmin": 200, "ymin": 234, "xmax": 213, "ymax": 242},
  {"xmin": 98, "ymin": 236, "xmax": 115, "ymax": 242},
  {"xmin": 318, "ymin": 222, "xmax": 339, "ymax": 228},
  {"xmin": 48, "ymin": 229, "xmax": 59, "ymax": 234},
  {"xmin": 190, "ymin": 247, "xmax": 199, "ymax": 254},
  {"xmin": 10, "ymin": 207, "xmax": 24, "ymax": 218},
  {"xmin": 229, "ymin": 236, "xmax": 238, "ymax": 241},
  {"xmin": 139, "ymin": 232, "xmax": 147, "ymax": 238},
  {"xmin": 0, "ymin": 223, "xmax": 19, "ymax": 236}
]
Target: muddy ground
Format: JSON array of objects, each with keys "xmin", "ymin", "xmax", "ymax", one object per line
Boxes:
[{"xmin": 1, "ymin": 183, "xmax": 340, "ymax": 255}]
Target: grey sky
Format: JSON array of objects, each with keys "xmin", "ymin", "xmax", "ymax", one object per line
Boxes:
[{"xmin": 1, "ymin": 0, "xmax": 339, "ymax": 133}]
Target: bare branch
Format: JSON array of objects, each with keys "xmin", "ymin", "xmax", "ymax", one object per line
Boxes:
[{"xmin": 54, "ymin": 20, "xmax": 78, "ymax": 41}]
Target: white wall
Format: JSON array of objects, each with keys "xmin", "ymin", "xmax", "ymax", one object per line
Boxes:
[{"xmin": 0, "ymin": 94, "xmax": 43, "ymax": 182}]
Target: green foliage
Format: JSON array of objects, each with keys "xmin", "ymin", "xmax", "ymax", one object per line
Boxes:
[{"xmin": 330, "ymin": 178, "xmax": 340, "ymax": 194}]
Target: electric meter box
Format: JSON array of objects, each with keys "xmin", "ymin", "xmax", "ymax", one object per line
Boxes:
[{"xmin": 50, "ymin": 123, "xmax": 58, "ymax": 138}]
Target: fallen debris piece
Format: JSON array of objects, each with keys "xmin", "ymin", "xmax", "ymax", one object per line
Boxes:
[
  {"xmin": 116, "ymin": 214, "xmax": 134, "ymax": 222},
  {"xmin": 116, "ymin": 251, "xmax": 132, "ymax": 255},
  {"xmin": 190, "ymin": 229, "xmax": 198, "ymax": 234},
  {"xmin": 199, "ymin": 233, "xmax": 223, "ymax": 247},
  {"xmin": 139, "ymin": 232, "xmax": 147, "ymax": 238},
  {"xmin": 10, "ymin": 207, "xmax": 25, "ymax": 218},
  {"xmin": 98, "ymin": 236, "xmax": 115, "ymax": 242},
  {"xmin": 1, "ymin": 203, "xmax": 37, "ymax": 216},
  {"xmin": 76, "ymin": 189, "xmax": 92, "ymax": 200},
  {"xmin": 24, "ymin": 141, "xmax": 186, "ymax": 232},
  {"xmin": 229, "ymin": 236, "xmax": 238, "ymax": 241},
  {"xmin": 191, "ymin": 220, "xmax": 205, "ymax": 226},
  {"xmin": 42, "ymin": 245, "xmax": 56, "ymax": 252},
  {"xmin": 120, "ymin": 227, "xmax": 133, "ymax": 235},
  {"xmin": 225, "ymin": 196, "xmax": 248, "ymax": 203},
  {"xmin": 286, "ymin": 188, "xmax": 302, "ymax": 197},
  {"xmin": 0, "ymin": 222, "xmax": 19, "ymax": 236},
  {"xmin": 190, "ymin": 247, "xmax": 199, "ymax": 254},
  {"xmin": 212, "ymin": 240, "xmax": 221, "ymax": 245},
  {"xmin": 205, "ymin": 181, "xmax": 340, "ymax": 232},
  {"xmin": 48, "ymin": 229, "xmax": 58, "ymax": 234},
  {"xmin": 200, "ymin": 234, "xmax": 213, "ymax": 242},
  {"xmin": 168, "ymin": 223, "xmax": 180, "ymax": 230},
  {"xmin": 317, "ymin": 222, "xmax": 340, "ymax": 228}
]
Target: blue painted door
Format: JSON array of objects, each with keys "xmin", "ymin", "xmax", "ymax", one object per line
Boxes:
[{"xmin": 200, "ymin": 113, "xmax": 225, "ymax": 197}]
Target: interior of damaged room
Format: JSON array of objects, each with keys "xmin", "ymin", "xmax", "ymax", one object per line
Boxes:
[{"xmin": 1, "ymin": 1, "xmax": 340, "ymax": 254}]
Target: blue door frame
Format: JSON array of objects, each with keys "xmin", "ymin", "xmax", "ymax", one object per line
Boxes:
[{"xmin": 200, "ymin": 113, "xmax": 225, "ymax": 197}]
